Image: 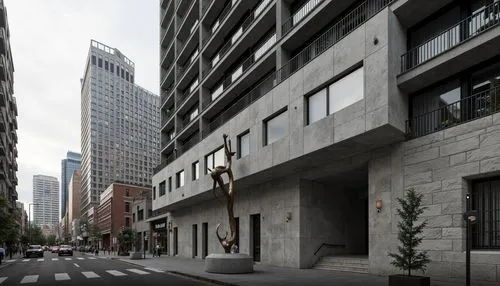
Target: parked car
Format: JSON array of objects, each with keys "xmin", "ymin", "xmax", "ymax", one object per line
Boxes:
[
  {"xmin": 51, "ymin": 246, "xmax": 59, "ymax": 253},
  {"xmin": 58, "ymin": 245, "xmax": 73, "ymax": 256},
  {"xmin": 26, "ymin": 245, "xmax": 44, "ymax": 258}
]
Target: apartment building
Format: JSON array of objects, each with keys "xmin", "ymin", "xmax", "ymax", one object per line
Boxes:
[
  {"xmin": 0, "ymin": 0, "xmax": 18, "ymax": 212},
  {"xmin": 33, "ymin": 175, "xmax": 59, "ymax": 229},
  {"xmin": 80, "ymin": 40, "xmax": 160, "ymax": 219},
  {"xmin": 132, "ymin": 191, "xmax": 153, "ymax": 253},
  {"xmin": 152, "ymin": 0, "xmax": 500, "ymax": 282},
  {"xmin": 61, "ymin": 151, "xmax": 81, "ymax": 219}
]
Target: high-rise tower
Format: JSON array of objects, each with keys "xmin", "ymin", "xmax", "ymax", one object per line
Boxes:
[
  {"xmin": 80, "ymin": 40, "xmax": 160, "ymax": 219},
  {"xmin": 61, "ymin": 151, "xmax": 81, "ymax": 218},
  {"xmin": 33, "ymin": 175, "xmax": 59, "ymax": 229}
]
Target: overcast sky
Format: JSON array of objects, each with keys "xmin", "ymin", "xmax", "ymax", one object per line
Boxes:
[{"xmin": 5, "ymin": 0, "xmax": 160, "ymax": 210}]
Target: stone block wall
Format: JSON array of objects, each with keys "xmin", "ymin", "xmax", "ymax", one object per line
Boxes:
[{"xmin": 402, "ymin": 113, "xmax": 500, "ymax": 282}]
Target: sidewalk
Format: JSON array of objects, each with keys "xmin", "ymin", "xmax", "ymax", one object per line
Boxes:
[{"xmin": 88, "ymin": 254, "xmax": 496, "ymax": 286}]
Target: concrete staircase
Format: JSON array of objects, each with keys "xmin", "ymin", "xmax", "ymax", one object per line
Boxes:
[{"xmin": 313, "ymin": 255, "xmax": 369, "ymax": 273}]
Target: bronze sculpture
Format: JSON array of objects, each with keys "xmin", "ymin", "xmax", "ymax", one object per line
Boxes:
[{"xmin": 208, "ymin": 133, "xmax": 237, "ymax": 253}]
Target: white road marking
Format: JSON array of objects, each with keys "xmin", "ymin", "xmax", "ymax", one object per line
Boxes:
[
  {"xmin": 65, "ymin": 258, "xmax": 72, "ymax": 261},
  {"xmin": 106, "ymin": 270, "xmax": 127, "ymax": 276},
  {"xmin": 81, "ymin": 271, "xmax": 100, "ymax": 278},
  {"xmin": 22, "ymin": 259, "xmax": 30, "ymax": 262},
  {"xmin": 5, "ymin": 259, "xmax": 15, "ymax": 263},
  {"xmin": 52, "ymin": 258, "xmax": 59, "ymax": 261},
  {"xmin": 54, "ymin": 273, "xmax": 71, "ymax": 281},
  {"xmin": 73, "ymin": 263, "xmax": 80, "ymax": 268},
  {"xmin": 88, "ymin": 257, "xmax": 97, "ymax": 260},
  {"xmin": 20, "ymin": 275, "xmax": 39, "ymax": 284},
  {"xmin": 77, "ymin": 257, "xmax": 84, "ymax": 260},
  {"xmin": 144, "ymin": 267, "xmax": 164, "ymax": 273},
  {"xmin": 126, "ymin": 268, "xmax": 150, "ymax": 275},
  {"xmin": 0, "ymin": 277, "xmax": 7, "ymax": 284},
  {"xmin": 37, "ymin": 258, "xmax": 44, "ymax": 262}
]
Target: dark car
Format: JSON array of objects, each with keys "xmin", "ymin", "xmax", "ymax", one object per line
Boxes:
[
  {"xmin": 26, "ymin": 245, "xmax": 44, "ymax": 258},
  {"xmin": 58, "ymin": 245, "xmax": 73, "ymax": 256}
]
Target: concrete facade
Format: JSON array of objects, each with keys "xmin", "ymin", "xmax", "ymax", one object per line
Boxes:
[
  {"xmin": 32, "ymin": 175, "xmax": 59, "ymax": 230},
  {"xmin": 153, "ymin": 0, "xmax": 500, "ymax": 283}
]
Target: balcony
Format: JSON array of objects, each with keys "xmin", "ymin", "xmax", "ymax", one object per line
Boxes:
[
  {"xmin": 161, "ymin": 85, "xmax": 174, "ymax": 107},
  {"xmin": 282, "ymin": 0, "xmax": 324, "ymax": 36},
  {"xmin": 161, "ymin": 0, "xmax": 174, "ymax": 28},
  {"xmin": 176, "ymin": 0, "xmax": 199, "ymax": 45},
  {"xmin": 177, "ymin": 50, "xmax": 200, "ymax": 90},
  {"xmin": 0, "ymin": 140, "xmax": 4, "ymax": 156},
  {"xmin": 178, "ymin": 105, "xmax": 199, "ymax": 136},
  {"xmin": 0, "ymin": 115, "xmax": 4, "ymax": 132},
  {"xmin": 161, "ymin": 14, "xmax": 175, "ymax": 49},
  {"xmin": 161, "ymin": 62, "xmax": 175, "ymax": 89},
  {"xmin": 406, "ymin": 85, "xmax": 500, "ymax": 139},
  {"xmin": 161, "ymin": 108, "xmax": 175, "ymax": 129},
  {"xmin": 154, "ymin": 152, "xmax": 176, "ymax": 174},
  {"xmin": 398, "ymin": 1, "xmax": 500, "ymax": 93},
  {"xmin": 13, "ymin": 146, "xmax": 16, "ymax": 157},
  {"xmin": 177, "ymin": 19, "xmax": 200, "ymax": 66},
  {"xmin": 11, "ymin": 97, "xmax": 17, "ymax": 116},
  {"xmin": 161, "ymin": 39, "xmax": 175, "ymax": 70},
  {"xmin": 0, "ymin": 27, "xmax": 5, "ymax": 54},
  {"xmin": 11, "ymin": 189, "xmax": 17, "ymax": 200},
  {"xmin": 178, "ymin": 132, "xmax": 200, "ymax": 156},
  {"xmin": 13, "ymin": 160, "xmax": 17, "ymax": 171},
  {"xmin": 177, "ymin": 78, "xmax": 199, "ymax": 112},
  {"xmin": 203, "ymin": 33, "xmax": 277, "ymax": 110},
  {"xmin": 203, "ymin": 0, "xmax": 274, "ymax": 80}
]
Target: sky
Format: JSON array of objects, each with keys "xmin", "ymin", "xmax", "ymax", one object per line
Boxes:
[{"xmin": 5, "ymin": 0, "xmax": 160, "ymax": 211}]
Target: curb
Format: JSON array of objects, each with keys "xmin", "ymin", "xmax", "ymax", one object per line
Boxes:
[{"xmin": 168, "ymin": 271, "xmax": 238, "ymax": 286}]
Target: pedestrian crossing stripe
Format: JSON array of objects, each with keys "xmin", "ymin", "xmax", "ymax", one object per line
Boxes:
[
  {"xmin": 88, "ymin": 257, "xmax": 97, "ymax": 260},
  {"xmin": 106, "ymin": 270, "xmax": 127, "ymax": 276},
  {"xmin": 81, "ymin": 271, "xmax": 100, "ymax": 278},
  {"xmin": 36, "ymin": 259, "xmax": 44, "ymax": 262},
  {"xmin": 64, "ymin": 258, "xmax": 72, "ymax": 261},
  {"xmin": 51, "ymin": 258, "xmax": 58, "ymax": 261},
  {"xmin": 0, "ymin": 277, "xmax": 7, "ymax": 284},
  {"xmin": 126, "ymin": 269, "xmax": 150, "ymax": 275},
  {"xmin": 20, "ymin": 275, "xmax": 38, "ymax": 284},
  {"xmin": 5, "ymin": 260, "xmax": 15, "ymax": 263},
  {"xmin": 22, "ymin": 259, "xmax": 30, "ymax": 262},
  {"xmin": 144, "ymin": 267, "xmax": 164, "ymax": 273},
  {"xmin": 77, "ymin": 257, "xmax": 84, "ymax": 260},
  {"xmin": 54, "ymin": 273, "xmax": 70, "ymax": 281}
]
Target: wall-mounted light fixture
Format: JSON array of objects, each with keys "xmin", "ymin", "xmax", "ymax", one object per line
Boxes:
[
  {"xmin": 285, "ymin": 212, "xmax": 292, "ymax": 222},
  {"xmin": 376, "ymin": 200, "xmax": 382, "ymax": 212},
  {"xmin": 168, "ymin": 221, "xmax": 173, "ymax": 232}
]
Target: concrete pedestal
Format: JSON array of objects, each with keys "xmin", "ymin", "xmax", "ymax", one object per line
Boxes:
[
  {"xmin": 129, "ymin": 252, "xmax": 143, "ymax": 260},
  {"xmin": 205, "ymin": 253, "xmax": 254, "ymax": 274}
]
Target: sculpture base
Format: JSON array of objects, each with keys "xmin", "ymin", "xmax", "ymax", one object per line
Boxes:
[
  {"xmin": 129, "ymin": 252, "xmax": 142, "ymax": 260},
  {"xmin": 205, "ymin": 253, "xmax": 254, "ymax": 274}
]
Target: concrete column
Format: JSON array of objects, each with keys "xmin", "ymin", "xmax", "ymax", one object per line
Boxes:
[{"xmin": 276, "ymin": 0, "xmax": 292, "ymax": 68}]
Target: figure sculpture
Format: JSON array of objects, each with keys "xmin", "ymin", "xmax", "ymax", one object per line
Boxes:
[{"xmin": 208, "ymin": 133, "xmax": 237, "ymax": 253}]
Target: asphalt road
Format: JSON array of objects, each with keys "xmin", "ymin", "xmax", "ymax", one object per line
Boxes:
[{"xmin": 0, "ymin": 251, "xmax": 212, "ymax": 285}]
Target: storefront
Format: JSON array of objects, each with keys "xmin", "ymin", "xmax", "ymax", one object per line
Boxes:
[{"xmin": 151, "ymin": 218, "xmax": 167, "ymax": 254}]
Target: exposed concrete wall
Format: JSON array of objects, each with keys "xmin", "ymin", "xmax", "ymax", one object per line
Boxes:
[
  {"xmin": 403, "ymin": 113, "xmax": 500, "ymax": 283},
  {"xmin": 168, "ymin": 175, "xmax": 301, "ymax": 268}
]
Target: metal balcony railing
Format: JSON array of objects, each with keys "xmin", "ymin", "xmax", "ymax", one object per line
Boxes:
[
  {"xmin": 178, "ymin": 133, "xmax": 201, "ymax": 155},
  {"xmin": 282, "ymin": 0, "xmax": 324, "ymax": 36},
  {"xmin": 161, "ymin": 85, "xmax": 174, "ymax": 105},
  {"xmin": 203, "ymin": 33, "xmax": 276, "ymax": 109},
  {"xmin": 406, "ymin": 85, "xmax": 500, "ymax": 138},
  {"xmin": 401, "ymin": 1, "xmax": 500, "ymax": 73},
  {"xmin": 161, "ymin": 109, "xmax": 174, "ymax": 127},
  {"xmin": 277, "ymin": 0, "xmax": 393, "ymax": 82},
  {"xmin": 202, "ymin": 0, "xmax": 238, "ymax": 46},
  {"xmin": 153, "ymin": 152, "xmax": 176, "ymax": 174}
]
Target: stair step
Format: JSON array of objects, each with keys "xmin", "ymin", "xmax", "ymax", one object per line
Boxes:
[
  {"xmin": 314, "ymin": 265, "xmax": 369, "ymax": 273},
  {"xmin": 320, "ymin": 258, "xmax": 369, "ymax": 265},
  {"xmin": 315, "ymin": 262, "xmax": 368, "ymax": 268}
]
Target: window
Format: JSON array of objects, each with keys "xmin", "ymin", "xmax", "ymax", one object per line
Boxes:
[
  {"xmin": 125, "ymin": 189, "xmax": 130, "ymax": 196},
  {"xmin": 91, "ymin": 55, "xmax": 96, "ymax": 65},
  {"xmin": 98, "ymin": 58, "xmax": 102, "ymax": 68},
  {"xmin": 168, "ymin": 177, "xmax": 172, "ymax": 192},
  {"xmin": 132, "ymin": 213, "xmax": 135, "ymax": 223},
  {"xmin": 110, "ymin": 63, "xmax": 114, "ymax": 73},
  {"xmin": 328, "ymin": 66, "xmax": 364, "ymax": 114},
  {"xmin": 125, "ymin": 217, "xmax": 130, "ymax": 227},
  {"xmin": 472, "ymin": 177, "xmax": 500, "ymax": 249},
  {"xmin": 265, "ymin": 109, "xmax": 288, "ymax": 145},
  {"xmin": 308, "ymin": 89, "xmax": 327, "ymax": 124},
  {"xmin": 192, "ymin": 161, "xmax": 199, "ymax": 180},
  {"xmin": 125, "ymin": 202, "xmax": 130, "ymax": 213},
  {"xmin": 237, "ymin": 131, "xmax": 250, "ymax": 158},
  {"xmin": 138, "ymin": 209, "xmax": 144, "ymax": 221},
  {"xmin": 153, "ymin": 186, "xmax": 156, "ymax": 200},
  {"xmin": 176, "ymin": 170, "xmax": 185, "ymax": 188},
  {"xmin": 159, "ymin": 181, "xmax": 166, "ymax": 196},
  {"xmin": 205, "ymin": 147, "xmax": 225, "ymax": 174},
  {"xmin": 105, "ymin": 61, "xmax": 108, "ymax": 70}
]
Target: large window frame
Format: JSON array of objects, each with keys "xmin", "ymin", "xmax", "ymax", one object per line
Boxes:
[
  {"xmin": 176, "ymin": 170, "xmax": 185, "ymax": 188},
  {"xmin": 192, "ymin": 161, "xmax": 200, "ymax": 181},
  {"xmin": 471, "ymin": 177, "xmax": 500, "ymax": 250},
  {"xmin": 237, "ymin": 130, "xmax": 250, "ymax": 159},
  {"xmin": 205, "ymin": 147, "xmax": 225, "ymax": 174},
  {"xmin": 159, "ymin": 181, "xmax": 166, "ymax": 197},
  {"xmin": 264, "ymin": 108, "xmax": 289, "ymax": 146}
]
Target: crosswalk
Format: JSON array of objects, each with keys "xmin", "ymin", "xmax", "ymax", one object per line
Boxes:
[
  {"xmin": 3, "ymin": 257, "xmax": 99, "ymax": 263},
  {"xmin": 0, "ymin": 268, "xmax": 163, "ymax": 284}
]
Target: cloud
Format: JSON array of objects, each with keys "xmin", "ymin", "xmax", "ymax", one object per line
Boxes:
[{"xmin": 5, "ymin": 0, "xmax": 160, "ymax": 205}]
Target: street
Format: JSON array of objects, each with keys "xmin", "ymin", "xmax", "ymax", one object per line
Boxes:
[{"xmin": 0, "ymin": 251, "xmax": 212, "ymax": 285}]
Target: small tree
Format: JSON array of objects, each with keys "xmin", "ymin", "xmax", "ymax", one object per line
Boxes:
[
  {"xmin": 389, "ymin": 188, "xmax": 430, "ymax": 276},
  {"xmin": 118, "ymin": 228, "xmax": 136, "ymax": 253}
]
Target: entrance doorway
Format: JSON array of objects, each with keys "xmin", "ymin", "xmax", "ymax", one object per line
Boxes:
[
  {"xmin": 192, "ymin": 224, "xmax": 198, "ymax": 258},
  {"xmin": 202, "ymin": 222, "xmax": 208, "ymax": 259},
  {"xmin": 250, "ymin": 214, "xmax": 261, "ymax": 262},
  {"xmin": 173, "ymin": 227, "xmax": 178, "ymax": 255}
]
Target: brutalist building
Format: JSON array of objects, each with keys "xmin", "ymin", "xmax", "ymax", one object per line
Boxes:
[{"xmin": 151, "ymin": 0, "xmax": 500, "ymax": 282}]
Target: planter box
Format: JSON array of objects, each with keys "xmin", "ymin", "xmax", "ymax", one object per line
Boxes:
[{"xmin": 388, "ymin": 275, "xmax": 430, "ymax": 286}]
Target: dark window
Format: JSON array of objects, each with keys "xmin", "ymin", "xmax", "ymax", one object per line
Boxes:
[
  {"xmin": 176, "ymin": 170, "xmax": 185, "ymax": 188},
  {"xmin": 125, "ymin": 189, "xmax": 130, "ymax": 196},
  {"xmin": 472, "ymin": 177, "xmax": 500, "ymax": 249},
  {"xmin": 159, "ymin": 181, "xmax": 166, "ymax": 196},
  {"xmin": 125, "ymin": 217, "xmax": 130, "ymax": 227},
  {"xmin": 138, "ymin": 209, "xmax": 144, "ymax": 221},
  {"xmin": 126, "ymin": 71, "xmax": 130, "ymax": 81},
  {"xmin": 110, "ymin": 63, "xmax": 114, "ymax": 73},
  {"xmin": 98, "ymin": 58, "xmax": 103, "ymax": 68},
  {"xmin": 168, "ymin": 177, "xmax": 172, "ymax": 192},
  {"xmin": 237, "ymin": 131, "xmax": 250, "ymax": 158},
  {"xmin": 105, "ymin": 61, "xmax": 109, "ymax": 70},
  {"xmin": 153, "ymin": 186, "xmax": 156, "ymax": 200},
  {"xmin": 133, "ymin": 213, "xmax": 136, "ymax": 223},
  {"xmin": 264, "ymin": 109, "xmax": 288, "ymax": 145},
  {"xmin": 91, "ymin": 55, "xmax": 96, "ymax": 65},
  {"xmin": 117, "ymin": 66, "xmax": 120, "ymax": 76},
  {"xmin": 121, "ymin": 68, "xmax": 125, "ymax": 78},
  {"xmin": 130, "ymin": 74, "xmax": 134, "ymax": 83},
  {"xmin": 192, "ymin": 161, "xmax": 199, "ymax": 180},
  {"xmin": 125, "ymin": 202, "xmax": 130, "ymax": 212}
]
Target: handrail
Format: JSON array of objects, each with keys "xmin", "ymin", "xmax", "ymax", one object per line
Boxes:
[
  {"xmin": 282, "ymin": 0, "xmax": 324, "ymax": 36},
  {"xmin": 314, "ymin": 243, "xmax": 345, "ymax": 256},
  {"xmin": 406, "ymin": 85, "xmax": 500, "ymax": 138},
  {"xmin": 401, "ymin": 1, "xmax": 500, "ymax": 73}
]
